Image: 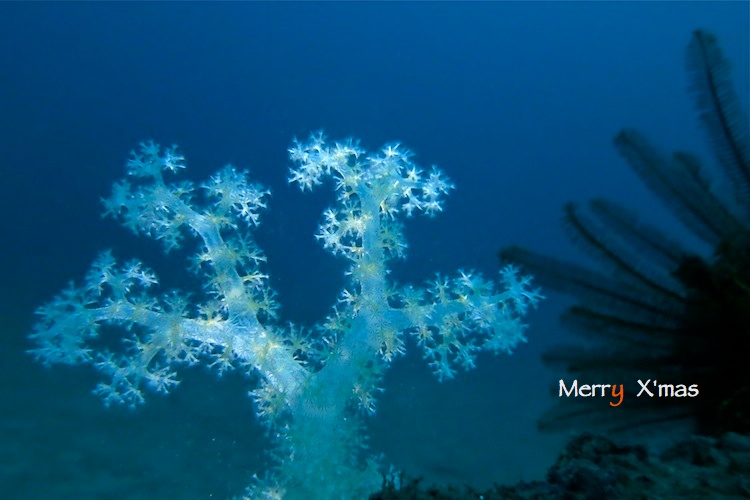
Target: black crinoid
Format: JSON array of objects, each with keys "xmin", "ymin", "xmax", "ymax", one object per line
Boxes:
[{"xmin": 501, "ymin": 30, "xmax": 749, "ymax": 436}]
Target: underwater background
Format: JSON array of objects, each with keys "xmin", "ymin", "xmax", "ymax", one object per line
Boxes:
[{"xmin": 0, "ymin": 2, "xmax": 748, "ymax": 498}]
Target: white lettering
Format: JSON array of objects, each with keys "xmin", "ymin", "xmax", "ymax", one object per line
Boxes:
[{"xmin": 637, "ymin": 379, "xmax": 654, "ymax": 397}]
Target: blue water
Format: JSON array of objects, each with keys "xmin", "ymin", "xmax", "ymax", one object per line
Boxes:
[{"xmin": 1, "ymin": 2, "xmax": 747, "ymax": 498}]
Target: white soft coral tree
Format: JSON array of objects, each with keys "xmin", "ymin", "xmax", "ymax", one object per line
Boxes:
[{"xmin": 29, "ymin": 133, "xmax": 542, "ymax": 499}]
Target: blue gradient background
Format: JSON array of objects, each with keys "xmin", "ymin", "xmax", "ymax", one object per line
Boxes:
[{"xmin": 0, "ymin": 2, "xmax": 747, "ymax": 497}]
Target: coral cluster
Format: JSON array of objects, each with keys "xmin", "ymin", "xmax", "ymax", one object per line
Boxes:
[
  {"xmin": 375, "ymin": 432, "xmax": 750, "ymax": 499},
  {"xmin": 29, "ymin": 133, "xmax": 542, "ymax": 498}
]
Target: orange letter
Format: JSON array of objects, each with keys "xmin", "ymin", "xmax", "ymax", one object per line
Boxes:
[{"xmin": 610, "ymin": 384, "xmax": 624, "ymax": 407}]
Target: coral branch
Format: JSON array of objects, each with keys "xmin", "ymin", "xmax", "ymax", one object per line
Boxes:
[{"xmin": 28, "ymin": 134, "xmax": 542, "ymax": 498}]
